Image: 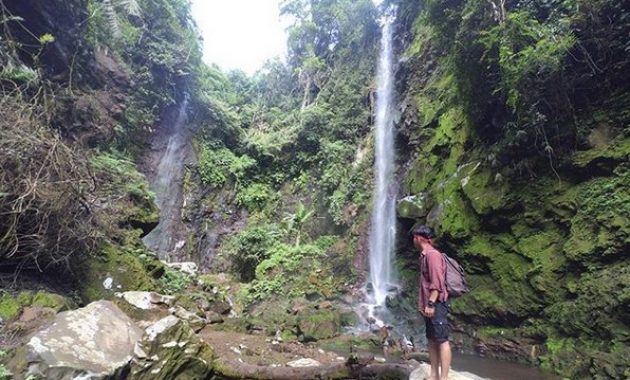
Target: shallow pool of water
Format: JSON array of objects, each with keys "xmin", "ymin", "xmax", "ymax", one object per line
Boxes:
[{"xmin": 452, "ymin": 353, "xmax": 560, "ymax": 380}]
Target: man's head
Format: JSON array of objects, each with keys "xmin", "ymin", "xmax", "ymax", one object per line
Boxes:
[{"xmin": 411, "ymin": 225, "xmax": 434, "ymax": 249}]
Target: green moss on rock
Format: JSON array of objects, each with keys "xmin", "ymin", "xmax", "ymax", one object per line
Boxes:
[
  {"xmin": 396, "ymin": 193, "xmax": 433, "ymax": 219},
  {"xmin": 460, "ymin": 166, "xmax": 509, "ymax": 215},
  {"xmin": 79, "ymin": 244, "xmax": 160, "ymax": 302},
  {"xmin": 0, "ymin": 291, "xmax": 74, "ymax": 321},
  {"xmin": 0, "ymin": 295, "xmax": 20, "ymax": 321},
  {"xmin": 298, "ymin": 309, "xmax": 342, "ymax": 342},
  {"xmin": 562, "ymin": 166, "xmax": 629, "ymax": 262},
  {"xmin": 32, "ymin": 291, "xmax": 72, "ymax": 312}
]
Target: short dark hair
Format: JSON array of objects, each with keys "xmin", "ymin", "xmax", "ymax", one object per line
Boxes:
[{"xmin": 411, "ymin": 225, "xmax": 434, "ymax": 239}]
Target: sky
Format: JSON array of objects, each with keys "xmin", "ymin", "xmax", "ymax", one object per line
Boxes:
[{"xmin": 190, "ymin": 0, "xmax": 289, "ymax": 75}]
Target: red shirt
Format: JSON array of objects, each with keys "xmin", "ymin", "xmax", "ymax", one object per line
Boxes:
[{"xmin": 419, "ymin": 245, "xmax": 448, "ymax": 310}]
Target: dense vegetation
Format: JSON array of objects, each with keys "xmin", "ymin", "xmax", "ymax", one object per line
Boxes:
[
  {"xmin": 187, "ymin": 0, "xmax": 381, "ymax": 302},
  {"xmin": 0, "ymin": 0, "xmax": 628, "ymax": 379},
  {"xmin": 392, "ymin": 0, "xmax": 629, "ymax": 378},
  {"xmin": 0, "ymin": 0, "xmax": 209, "ymax": 292}
]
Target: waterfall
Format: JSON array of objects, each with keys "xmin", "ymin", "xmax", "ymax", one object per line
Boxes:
[
  {"xmin": 143, "ymin": 96, "xmax": 190, "ymax": 259},
  {"xmin": 368, "ymin": 17, "xmax": 397, "ymax": 307}
]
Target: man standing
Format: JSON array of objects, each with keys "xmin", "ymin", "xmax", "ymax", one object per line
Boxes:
[{"xmin": 413, "ymin": 225, "xmax": 451, "ymax": 380}]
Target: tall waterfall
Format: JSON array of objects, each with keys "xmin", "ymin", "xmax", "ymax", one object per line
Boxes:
[
  {"xmin": 368, "ymin": 18, "xmax": 397, "ymax": 307},
  {"xmin": 143, "ymin": 97, "xmax": 190, "ymax": 259}
]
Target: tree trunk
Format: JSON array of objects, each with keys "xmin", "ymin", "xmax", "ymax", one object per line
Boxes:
[
  {"xmin": 213, "ymin": 357, "xmax": 414, "ymax": 380},
  {"xmin": 301, "ymin": 75, "xmax": 312, "ymax": 111}
]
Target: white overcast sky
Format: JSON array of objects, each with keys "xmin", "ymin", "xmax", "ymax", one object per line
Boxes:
[
  {"xmin": 191, "ymin": 0, "xmax": 289, "ymax": 74},
  {"xmin": 190, "ymin": 0, "xmax": 384, "ymax": 74}
]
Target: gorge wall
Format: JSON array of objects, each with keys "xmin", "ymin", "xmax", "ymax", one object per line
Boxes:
[{"xmin": 389, "ymin": 1, "xmax": 629, "ymax": 378}]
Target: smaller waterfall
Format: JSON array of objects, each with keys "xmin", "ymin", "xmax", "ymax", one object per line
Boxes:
[
  {"xmin": 368, "ymin": 16, "xmax": 397, "ymax": 308},
  {"xmin": 143, "ymin": 96, "xmax": 190, "ymax": 259}
]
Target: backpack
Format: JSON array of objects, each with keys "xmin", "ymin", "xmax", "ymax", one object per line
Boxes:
[{"xmin": 441, "ymin": 252, "xmax": 470, "ymax": 298}]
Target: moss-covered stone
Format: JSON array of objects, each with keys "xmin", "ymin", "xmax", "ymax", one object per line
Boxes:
[
  {"xmin": 32, "ymin": 291, "xmax": 73, "ymax": 312},
  {"xmin": 0, "ymin": 291, "xmax": 74, "ymax": 321},
  {"xmin": 130, "ymin": 316, "xmax": 214, "ymax": 380},
  {"xmin": 0, "ymin": 295, "xmax": 20, "ymax": 321},
  {"xmin": 438, "ymin": 191, "xmax": 479, "ymax": 239},
  {"xmin": 79, "ymin": 244, "xmax": 160, "ymax": 302},
  {"xmin": 298, "ymin": 309, "xmax": 342, "ymax": 342},
  {"xmin": 571, "ymin": 136, "xmax": 630, "ymax": 170},
  {"xmin": 396, "ymin": 192, "xmax": 433, "ymax": 219},
  {"xmin": 460, "ymin": 166, "xmax": 509, "ymax": 215},
  {"xmin": 562, "ymin": 166, "xmax": 629, "ymax": 263}
]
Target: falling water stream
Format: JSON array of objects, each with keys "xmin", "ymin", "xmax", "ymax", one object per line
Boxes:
[
  {"xmin": 143, "ymin": 96, "xmax": 190, "ymax": 259},
  {"xmin": 357, "ymin": 13, "xmax": 399, "ymax": 331},
  {"xmin": 368, "ymin": 16, "xmax": 398, "ymax": 307}
]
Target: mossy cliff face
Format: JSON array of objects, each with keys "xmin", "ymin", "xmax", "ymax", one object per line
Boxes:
[{"xmin": 394, "ymin": 1, "xmax": 629, "ymax": 378}]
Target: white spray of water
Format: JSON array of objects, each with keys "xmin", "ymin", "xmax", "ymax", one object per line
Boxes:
[
  {"xmin": 143, "ymin": 97, "xmax": 190, "ymax": 259},
  {"xmin": 368, "ymin": 17, "xmax": 397, "ymax": 307}
]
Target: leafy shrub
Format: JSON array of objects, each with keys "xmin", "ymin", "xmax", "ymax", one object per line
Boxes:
[
  {"xmin": 479, "ymin": 10, "xmax": 576, "ymax": 111},
  {"xmin": 197, "ymin": 144, "xmax": 256, "ymax": 187},
  {"xmin": 0, "ymin": 363, "xmax": 11, "ymax": 380},
  {"xmin": 235, "ymin": 183, "xmax": 277, "ymax": 212},
  {"xmin": 227, "ymin": 225, "xmax": 280, "ymax": 282},
  {"xmin": 242, "ymin": 242, "xmax": 332, "ymax": 303},
  {"xmin": 158, "ymin": 269, "xmax": 193, "ymax": 295}
]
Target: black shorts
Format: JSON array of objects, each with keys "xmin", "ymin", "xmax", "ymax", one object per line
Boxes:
[{"xmin": 424, "ymin": 302, "xmax": 449, "ymax": 343}]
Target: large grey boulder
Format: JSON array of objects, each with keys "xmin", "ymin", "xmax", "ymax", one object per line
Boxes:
[{"xmin": 24, "ymin": 300, "xmax": 143, "ymax": 380}]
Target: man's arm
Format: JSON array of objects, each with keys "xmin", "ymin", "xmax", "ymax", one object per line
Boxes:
[
  {"xmin": 424, "ymin": 251, "xmax": 445, "ymax": 318},
  {"xmin": 424, "ymin": 289, "xmax": 439, "ymax": 317}
]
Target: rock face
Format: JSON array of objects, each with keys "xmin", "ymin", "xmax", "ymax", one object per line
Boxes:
[
  {"xmin": 391, "ymin": 3, "xmax": 630, "ymax": 378},
  {"xmin": 23, "ymin": 300, "xmax": 143, "ymax": 379}
]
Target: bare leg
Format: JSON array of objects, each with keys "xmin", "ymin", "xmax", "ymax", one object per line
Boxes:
[
  {"xmin": 425, "ymin": 340, "xmax": 440, "ymax": 380},
  {"xmin": 439, "ymin": 341, "xmax": 451, "ymax": 380}
]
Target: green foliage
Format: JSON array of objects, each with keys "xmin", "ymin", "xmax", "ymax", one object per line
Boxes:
[
  {"xmin": 242, "ymin": 242, "xmax": 330, "ymax": 303},
  {"xmin": 227, "ymin": 225, "xmax": 281, "ymax": 282},
  {"xmin": 0, "ymin": 363, "xmax": 11, "ymax": 380},
  {"xmin": 282, "ymin": 202, "xmax": 315, "ymax": 246},
  {"xmin": 235, "ymin": 183, "xmax": 278, "ymax": 212},
  {"xmin": 0, "ymin": 62, "xmax": 39, "ymax": 86},
  {"xmin": 89, "ymin": 152, "xmax": 158, "ymax": 230},
  {"xmin": 479, "ymin": 10, "xmax": 575, "ymax": 110},
  {"xmin": 84, "ymin": 0, "xmax": 206, "ymax": 148},
  {"xmin": 410, "ymin": 0, "xmax": 630, "ymax": 168},
  {"xmin": 197, "ymin": 144, "xmax": 256, "ymax": 187},
  {"xmin": 38, "ymin": 33, "xmax": 55, "ymax": 45},
  {"xmin": 159, "ymin": 269, "xmax": 193, "ymax": 295}
]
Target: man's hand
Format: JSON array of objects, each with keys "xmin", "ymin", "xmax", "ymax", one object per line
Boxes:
[{"xmin": 423, "ymin": 305, "xmax": 435, "ymax": 318}]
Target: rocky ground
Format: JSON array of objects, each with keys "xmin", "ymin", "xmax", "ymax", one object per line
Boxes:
[{"xmin": 0, "ymin": 265, "xmax": 488, "ymax": 380}]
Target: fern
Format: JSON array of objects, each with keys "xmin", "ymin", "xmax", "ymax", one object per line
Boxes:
[
  {"xmin": 102, "ymin": 0, "xmax": 122, "ymax": 39},
  {"xmin": 119, "ymin": 0, "xmax": 142, "ymax": 19}
]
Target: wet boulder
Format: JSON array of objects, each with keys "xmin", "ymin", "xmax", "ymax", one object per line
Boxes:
[
  {"xmin": 298, "ymin": 309, "xmax": 342, "ymax": 342},
  {"xmin": 397, "ymin": 193, "xmax": 433, "ymax": 219},
  {"xmin": 128, "ymin": 315, "xmax": 214, "ymax": 380},
  {"xmin": 19, "ymin": 300, "xmax": 143, "ymax": 379}
]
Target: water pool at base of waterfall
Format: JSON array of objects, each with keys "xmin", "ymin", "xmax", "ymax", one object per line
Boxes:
[{"xmin": 452, "ymin": 353, "xmax": 560, "ymax": 380}]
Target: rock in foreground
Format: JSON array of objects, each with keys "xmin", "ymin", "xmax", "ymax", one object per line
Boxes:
[{"xmin": 22, "ymin": 300, "xmax": 143, "ymax": 379}]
